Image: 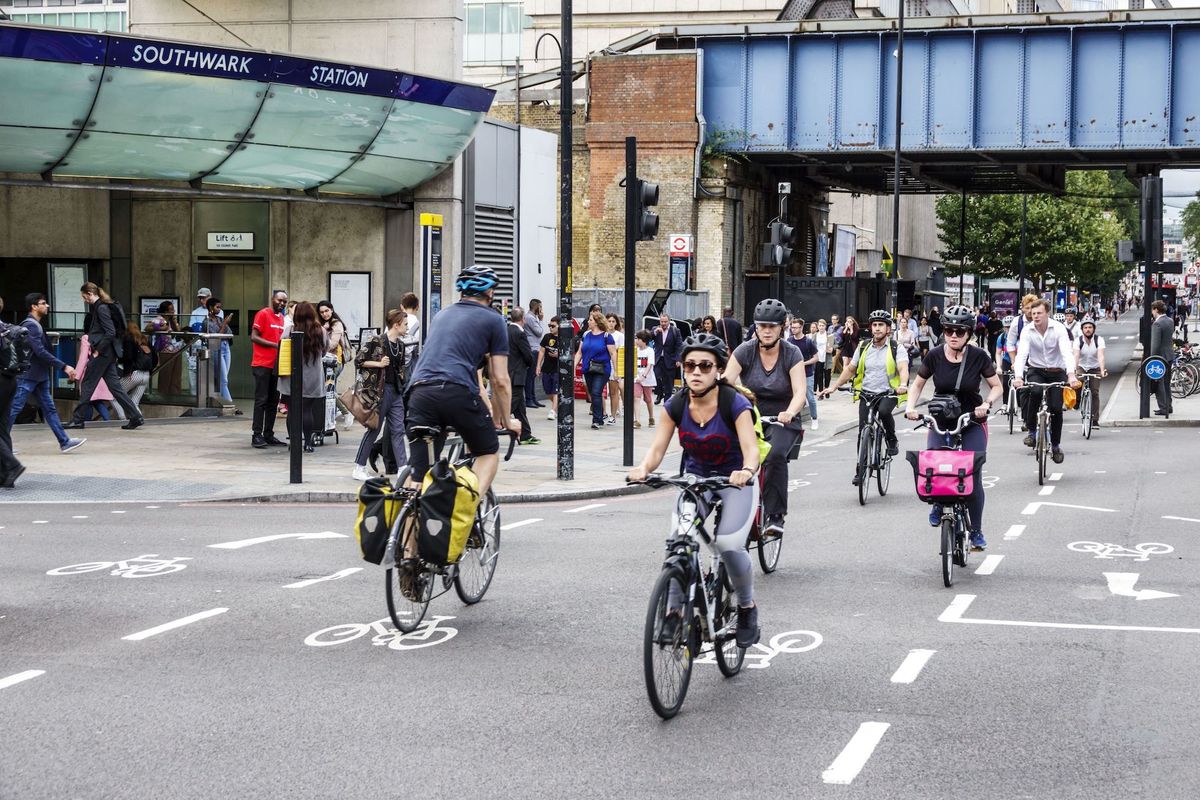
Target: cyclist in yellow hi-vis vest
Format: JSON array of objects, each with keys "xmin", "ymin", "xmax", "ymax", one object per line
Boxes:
[{"xmin": 820, "ymin": 309, "xmax": 909, "ymax": 466}]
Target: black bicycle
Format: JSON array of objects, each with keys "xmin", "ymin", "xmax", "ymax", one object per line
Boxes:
[
  {"xmin": 745, "ymin": 416, "xmax": 794, "ymax": 574},
  {"xmin": 840, "ymin": 386, "xmax": 900, "ymax": 506},
  {"xmin": 1022, "ymin": 381, "xmax": 1065, "ymax": 486},
  {"xmin": 633, "ymin": 473, "xmax": 750, "ymax": 720},
  {"xmin": 912, "ymin": 413, "xmax": 980, "ymax": 588},
  {"xmin": 1002, "ymin": 369, "xmax": 1018, "ymax": 435},
  {"xmin": 384, "ymin": 426, "xmax": 517, "ymax": 634}
]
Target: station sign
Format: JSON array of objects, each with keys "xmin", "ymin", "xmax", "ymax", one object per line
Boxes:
[{"xmin": 207, "ymin": 232, "xmax": 254, "ymax": 250}]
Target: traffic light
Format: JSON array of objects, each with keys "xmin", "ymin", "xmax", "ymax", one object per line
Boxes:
[
  {"xmin": 761, "ymin": 220, "xmax": 796, "ymax": 267},
  {"xmin": 635, "ymin": 179, "xmax": 659, "ymax": 241}
]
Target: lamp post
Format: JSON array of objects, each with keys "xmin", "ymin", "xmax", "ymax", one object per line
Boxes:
[{"xmin": 891, "ymin": 0, "xmax": 905, "ymax": 297}]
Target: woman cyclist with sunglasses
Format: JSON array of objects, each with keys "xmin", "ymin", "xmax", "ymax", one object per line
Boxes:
[
  {"xmin": 628, "ymin": 333, "xmax": 763, "ymax": 648},
  {"xmin": 904, "ymin": 305, "xmax": 1003, "ymax": 551}
]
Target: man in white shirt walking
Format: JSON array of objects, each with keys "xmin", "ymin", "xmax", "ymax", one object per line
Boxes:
[{"xmin": 1013, "ymin": 298, "xmax": 1079, "ymax": 463}]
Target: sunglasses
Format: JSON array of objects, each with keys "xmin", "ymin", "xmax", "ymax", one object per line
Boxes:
[
  {"xmin": 683, "ymin": 360, "xmax": 717, "ymax": 374},
  {"xmin": 943, "ymin": 327, "xmax": 970, "ymax": 337}
]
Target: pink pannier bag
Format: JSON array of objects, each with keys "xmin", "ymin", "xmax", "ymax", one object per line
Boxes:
[{"xmin": 905, "ymin": 450, "xmax": 985, "ymax": 503}]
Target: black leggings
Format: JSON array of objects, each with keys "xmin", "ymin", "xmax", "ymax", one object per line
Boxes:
[
  {"xmin": 761, "ymin": 424, "xmax": 802, "ymax": 522},
  {"xmin": 858, "ymin": 395, "xmax": 897, "ymax": 443}
]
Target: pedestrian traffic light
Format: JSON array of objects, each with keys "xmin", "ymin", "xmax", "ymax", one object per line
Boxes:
[
  {"xmin": 762, "ymin": 221, "xmax": 796, "ymax": 267},
  {"xmin": 636, "ymin": 179, "xmax": 659, "ymax": 241}
]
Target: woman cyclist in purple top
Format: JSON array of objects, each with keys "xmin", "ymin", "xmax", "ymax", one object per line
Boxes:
[{"xmin": 628, "ymin": 333, "xmax": 763, "ymax": 648}]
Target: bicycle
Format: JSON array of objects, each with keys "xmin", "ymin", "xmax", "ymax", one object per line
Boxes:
[
  {"xmin": 909, "ymin": 413, "xmax": 982, "ymax": 588},
  {"xmin": 1076, "ymin": 371, "xmax": 1099, "ymax": 439},
  {"xmin": 383, "ymin": 426, "xmax": 517, "ymax": 634},
  {"xmin": 1001, "ymin": 370, "xmax": 1018, "ymax": 435},
  {"xmin": 632, "ymin": 473, "xmax": 751, "ymax": 720},
  {"xmin": 839, "ymin": 386, "xmax": 900, "ymax": 506},
  {"xmin": 745, "ymin": 416, "xmax": 794, "ymax": 574},
  {"xmin": 1022, "ymin": 381, "xmax": 1065, "ymax": 485}
]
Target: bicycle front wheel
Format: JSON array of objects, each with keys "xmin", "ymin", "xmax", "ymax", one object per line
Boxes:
[
  {"xmin": 1007, "ymin": 390, "xmax": 1016, "ymax": 435},
  {"xmin": 713, "ymin": 565, "xmax": 746, "ymax": 677},
  {"xmin": 1036, "ymin": 417, "xmax": 1047, "ymax": 485},
  {"xmin": 940, "ymin": 517, "xmax": 955, "ymax": 588},
  {"xmin": 876, "ymin": 434, "xmax": 891, "ymax": 496},
  {"xmin": 644, "ymin": 568, "xmax": 694, "ymax": 720},
  {"xmin": 857, "ymin": 427, "xmax": 872, "ymax": 506},
  {"xmin": 1081, "ymin": 393, "xmax": 1092, "ymax": 439},
  {"xmin": 455, "ymin": 489, "xmax": 500, "ymax": 604}
]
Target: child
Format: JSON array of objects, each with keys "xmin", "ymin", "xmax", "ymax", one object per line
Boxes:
[
  {"xmin": 633, "ymin": 330, "xmax": 656, "ymax": 428},
  {"xmin": 536, "ymin": 315, "xmax": 562, "ymax": 420}
]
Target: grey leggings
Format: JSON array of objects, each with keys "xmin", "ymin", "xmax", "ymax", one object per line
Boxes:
[{"xmin": 670, "ymin": 479, "xmax": 759, "ymax": 608}]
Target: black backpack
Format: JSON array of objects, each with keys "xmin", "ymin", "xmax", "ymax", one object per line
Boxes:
[{"xmin": 0, "ymin": 323, "xmax": 32, "ymax": 377}]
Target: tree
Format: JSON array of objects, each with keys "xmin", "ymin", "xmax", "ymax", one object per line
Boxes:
[{"xmin": 1182, "ymin": 193, "xmax": 1200, "ymax": 256}]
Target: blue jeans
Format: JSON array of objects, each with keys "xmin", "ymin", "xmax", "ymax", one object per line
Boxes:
[
  {"xmin": 805, "ymin": 373, "xmax": 818, "ymax": 421},
  {"xmin": 212, "ymin": 343, "xmax": 232, "ymax": 402},
  {"xmin": 8, "ymin": 378, "xmax": 69, "ymax": 447},
  {"xmin": 585, "ymin": 370, "xmax": 608, "ymax": 424}
]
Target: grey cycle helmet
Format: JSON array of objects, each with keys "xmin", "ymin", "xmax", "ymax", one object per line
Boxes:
[
  {"xmin": 867, "ymin": 309, "xmax": 893, "ymax": 328},
  {"xmin": 941, "ymin": 305, "xmax": 975, "ymax": 328},
  {"xmin": 753, "ymin": 298, "xmax": 789, "ymax": 325},
  {"xmin": 680, "ymin": 332, "xmax": 729, "ymax": 369},
  {"xmin": 455, "ymin": 264, "xmax": 500, "ymax": 296}
]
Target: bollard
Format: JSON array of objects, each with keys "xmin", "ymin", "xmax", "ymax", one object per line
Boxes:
[{"xmin": 288, "ymin": 331, "xmax": 303, "ymax": 484}]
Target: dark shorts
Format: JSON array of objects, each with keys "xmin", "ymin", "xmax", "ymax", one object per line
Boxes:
[
  {"xmin": 541, "ymin": 370, "xmax": 561, "ymax": 396},
  {"xmin": 405, "ymin": 382, "xmax": 499, "ymax": 480}
]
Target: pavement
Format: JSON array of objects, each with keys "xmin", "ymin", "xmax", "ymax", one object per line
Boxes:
[{"xmin": 1100, "ymin": 320, "xmax": 1200, "ymax": 427}]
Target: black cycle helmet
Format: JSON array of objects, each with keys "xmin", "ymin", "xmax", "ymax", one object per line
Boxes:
[
  {"xmin": 680, "ymin": 332, "xmax": 729, "ymax": 369},
  {"xmin": 941, "ymin": 305, "xmax": 975, "ymax": 328},
  {"xmin": 455, "ymin": 264, "xmax": 500, "ymax": 296},
  {"xmin": 753, "ymin": 298, "xmax": 788, "ymax": 326},
  {"xmin": 867, "ymin": 309, "xmax": 893, "ymax": 328}
]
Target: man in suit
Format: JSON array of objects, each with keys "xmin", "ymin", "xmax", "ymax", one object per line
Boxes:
[
  {"xmin": 652, "ymin": 313, "xmax": 682, "ymax": 404},
  {"xmin": 1150, "ymin": 299, "xmax": 1175, "ymax": 416},
  {"xmin": 507, "ymin": 307, "xmax": 538, "ymax": 444}
]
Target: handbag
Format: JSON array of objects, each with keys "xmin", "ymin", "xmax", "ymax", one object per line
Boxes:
[
  {"xmin": 586, "ymin": 360, "xmax": 608, "ymax": 376},
  {"xmin": 339, "ymin": 381, "xmax": 379, "ymax": 431}
]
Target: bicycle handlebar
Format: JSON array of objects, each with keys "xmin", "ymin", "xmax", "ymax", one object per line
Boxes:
[
  {"xmin": 914, "ymin": 413, "xmax": 979, "ymax": 436},
  {"xmin": 498, "ymin": 429, "xmax": 518, "ymax": 462},
  {"xmin": 627, "ymin": 473, "xmax": 732, "ymax": 491},
  {"xmin": 1022, "ymin": 381, "xmax": 1067, "ymax": 389}
]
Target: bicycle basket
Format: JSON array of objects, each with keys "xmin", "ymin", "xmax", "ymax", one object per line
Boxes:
[{"xmin": 905, "ymin": 450, "xmax": 985, "ymax": 503}]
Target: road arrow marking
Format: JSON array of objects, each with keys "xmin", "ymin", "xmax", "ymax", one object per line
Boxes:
[
  {"xmin": 208, "ymin": 532, "xmax": 347, "ymax": 550},
  {"xmin": 939, "ymin": 594, "xmax": 1200, "ymax": 634},
  {"xmin": 1103, "ymin": 572, "xmax": 1178, "ymax": 601},
  {"xmin": 283, "ymin": 568, "xmax": 363, "ymax": 589},
  {"xmin": 1021, "ymin": 501, "xmax": 1115, "ymax": 516}
]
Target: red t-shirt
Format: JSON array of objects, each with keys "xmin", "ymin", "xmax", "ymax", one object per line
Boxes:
[{"xmin": 251, "ymin": 307, "xmax": 285, "ymax": 368}]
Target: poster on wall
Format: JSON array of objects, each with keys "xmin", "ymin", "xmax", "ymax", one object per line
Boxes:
[
  {"xmin": 329, "ymin": 272, "xmax": 371, "ymax": 338},
  {"xmin": 833, "ymin": 227, "xmax": 857, "ymax": 278},
  {"xmin": 138, "ymin": 297, "xmax": 181, "ymax": 328},
  {"xmin": 48, "ymin": 263, "xmax": 87, "ymax": 329}
]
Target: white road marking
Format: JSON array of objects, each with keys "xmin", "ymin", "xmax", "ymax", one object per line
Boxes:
[
  {"xmin": 563, "ymin": 503, "xmax": 606, "ymax": 514},
  {"xmin": 821, "ymin": 722, "xmax": 891, "ymax": 785},
  {"xmin": 940, "ymin": 594, "xmax": 1200, "ymax": 634},
  {"xmin": 1155, "ymin": 471, "xmax": 1167, "ymax": 475},
  {"xmin": 1049, "ymin": 472, "xmax": 1063, "ymax": 481},
  {"xmin": 1022, "ymin": 501, "xmax": 1115, "ymax": 516},
  {"xmin": 0, "ymin": 670, "xmax": 45, "ymax": 691},
  {"xmin": 1104, "ymin": 572, "xmax": 1178, "ymax": 601},
  {"xmin": 122, "ymin": 608, "xmax": 229, "ymax": 641},
  {"xmin": 145, "ymin": 505, "xmax": 160, "ymax": 509},
  {"xmin": 1125, "ymin": 335, "xmax": 1136, "ymax": 339},
  {"xmin": 31, "ymin": 520, "xmax": 47, "ymax": 524},
  {"xmin": 72, "ymin": 515, "xmax": 87, "ymax": 519},
  {"xmin": 975, "ymin": 554, "xmax": 1005, "ymax": 575},
  {"xmin": 1039, "ymin": 486, "xmax": 1055, "ymax": 496},
  {"xmin": 500, "ymin": 518, "xmax": 542, "ymax": 531},
  {"xmin": 890, "ymin": 649, "xmax": 936, "ymax": 684},
  {"xmin": 1094, "ymin": 470, "xmax": 1107, "ymax": 474},
  {"xmin": 111, "ymin": 510, "xmax": 126, "ymax": 514},
  {"xmin": 1163, "ymin": 515, "xmax": 1200, "ymax": 523},
  {"xmin": 208, "ymin": 532, "xmax": 347, "ymax": 550},
  {"xmin": 1003, "ymin": 524, "xmax": 1026, "ymax": 540},
  {"xmin": 283, "ymin": 568, "xmax": 363, "ymax": 589}
]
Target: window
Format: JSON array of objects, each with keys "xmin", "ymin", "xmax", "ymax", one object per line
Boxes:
[
  {"xmin": 46, "ymin": 0, "xmax": 77, "ymax": 6},
  {"xmin": 464, "ymin": 1, "xmax": 522, "ymax": 64},
  {"xmin": 13, "ymin": 0, "xmax": 45, "ymax": 7}
]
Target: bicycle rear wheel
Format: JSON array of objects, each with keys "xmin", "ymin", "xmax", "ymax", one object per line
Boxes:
[
  {"xmin": 940, "ymin": 517, "xmax": 955, "ymax": 588},
  {"xmin": 757, "ymin": 530, "xmax": 782, "ymax": 573},
  {"xmin": 857, "ymin": 427, "xmax": 872, "ymax": 506},
  {"xmin": 455, "ymin": 489, "xmax": 500, "ymax": 604},
  {"xmin": 385, "ymin": 506, "xmax": 433, "ymax": 634},
  {"xmin": 713, "ymin": 564, "xmax": 746, "ymax": 677},
  {"xmin": 644, "ymin": 568, "xmax": 694, "ymax": 720}
]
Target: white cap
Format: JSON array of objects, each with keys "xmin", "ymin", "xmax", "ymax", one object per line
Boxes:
[{"xmin": 197, "ymin": 287, "xmax": 212, "ymax": 297}]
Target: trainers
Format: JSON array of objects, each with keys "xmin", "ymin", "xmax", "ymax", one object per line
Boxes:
[
  {"xmin": 591, "ymin": 422, "xmax": 601, "ymax": 430},
  {"xmin": 1022, "ymin": 434, "xmax": 1036, "ymax": 448},
  {"xmin": 657, "ymin": 611, "xmax": 683, "ymax": 645},
  {"xmin": 810, "ymin": 419, "xmax": 819, "ymax": 430},
  {"xmin": 1051, "ymin": 447, "xmax": 1064, "ymax": 464},
  {"xmin": 929, "ymin": 504, "xmax": 942, "ymax": 527},
  {"xmin": 852, "ymin": 472, "xmax": 863, "ymax": 486},
  {"xmin": 648, "ymin": 418, "xmax": 655, "ymax": 427},
  {"xmin": 252, "ymin": 434, "xmax": 268, "ymax": 449},
  {"xmin": 735, "ymin": 605, "xmax": 761, "ymax": 648},
  {"xmin": 60, "ymin": 437, "xmax": 86, "ymax": 453},
  {"xmin": 605, "ymin": 416, "xmax": 617, "ymax": 426},
  {"xmin": 633, "ymin": 420, "xmax": 642, "ymax": 428},
  {"xmin": 886, "ymin": 438, "xmax": 899, "ymax": 457},
  {"xmin": 969, "ymin": 531, "xmax": 987, "ymax": 551},
  {"xmin": 547, "ymin": 410, "xmax": 556, "ymax": 420},
  {"xmin": 763, "ymin": 515, "xmax": 785, "ymax": 538},
  {"xmin": 351, "ymin": 464, "xmax": 372, "ymax": 481},
  {"xmin": 520, "ymin": 436, "xmax": 542, "ymax": 445}
]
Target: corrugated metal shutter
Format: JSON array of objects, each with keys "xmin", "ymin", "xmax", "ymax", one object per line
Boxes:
[{"xmin": 474, "ymin": 205, "xmax": 516, "ymax": 305}]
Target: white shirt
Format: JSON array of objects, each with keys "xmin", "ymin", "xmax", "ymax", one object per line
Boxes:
[
  {"xmin": 1006, "ymin": 314, "xmax": 1029, "ymax": 355},
  {"xmin": 1013, "ymin": 318, "xmax": 1076, "ymax": 375},
  {"xmin": 1075, "ymin": 334, "xmax": 1105, "ymax": 370},
  {"xmin": 402, "ymin": 312, "xmax": 421, "ymax": 363}
]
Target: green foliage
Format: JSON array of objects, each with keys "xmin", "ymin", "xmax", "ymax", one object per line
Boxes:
[
  {"xmin": 935, "ymin": 171, "xmax": 1127, "ymax": 293},
  {"xmin": 1182, "ymin": 193, "xmax": 1200, "ymax": 256}
]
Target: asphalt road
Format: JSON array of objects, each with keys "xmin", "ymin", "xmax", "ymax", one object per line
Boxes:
[{"xmin": 6, "ymin": 321, "xmax": 1200, "ymax": 799}]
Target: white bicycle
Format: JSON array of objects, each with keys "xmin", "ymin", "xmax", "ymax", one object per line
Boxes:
[
  {"xmin": 46, "ymin": 554, "xmax": 192, "ymax": 578},
  {"xmin": 304, "ymin": 616, "xmax": 458, "ymax": 650}
]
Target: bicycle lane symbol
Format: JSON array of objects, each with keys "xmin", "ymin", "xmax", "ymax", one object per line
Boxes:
[
  {"xmin": 694, "ymin": 629, "xmax": 823, "ymax": 669},
  {"xmin": 46, "ymin": 554, "xmax": 193, "ymax": 578},
  {"xmin": 304, "ymin": 616, "xmax": 459, "ymax": 651},
  {"xmin": 1067, "ymin": 542, "xmax": 1174, "ymax": 562}
]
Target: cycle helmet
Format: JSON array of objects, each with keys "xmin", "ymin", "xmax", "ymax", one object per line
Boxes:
[
  {"xmin": 680, "ymin": 332, "xmax": 729, "ymax": 369},
  {"xmin": 941, "ymin": 305, "xmax": 975, "ymax": 329},
  {"xmin": 1080, "ymin": 318, "xmax": 1096, "ymax": 331},
  {"xmin": 1065, "ymin": 306, "xmax": 1078, "ymax": 315},
  {"xmin": 867, "ymin": 309, "xmax": 893, "ymax": 328},
  {"xmin": 753, "ymin": 298, "xmax": 788, "ymax": 325},
  {"xmin": 455, "ymin": 264, "xmax": 499, "ymax": 296}
]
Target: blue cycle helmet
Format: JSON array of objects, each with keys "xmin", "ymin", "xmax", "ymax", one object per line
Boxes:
[{"xmin": 455, "ymin": 264, "xmax": 499, "ymax": 296}]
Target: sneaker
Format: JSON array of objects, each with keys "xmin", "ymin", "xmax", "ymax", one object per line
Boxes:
[
  {"xmin": 735, "ymin": 605, "xmax": 761, "ymax": 648},
  {"xmin": 851, "ymin": 472, "xmax": 863, "ymax": 486},
  {"xmin": 969, "ymin": 531, "xmax": 987, "ymax": 551},
  {"xmin": 547, "ymin": 410, "xmax": 556, "ymax": 421},
  {"xmin": 810, "ymin": 419, "xmax": 819, "ymax": 430},
  {"xmin": 60, "ymin": 438, "xmax": 86, "ymax": 453},
  {"xmin": 605, "ymin": 416, "xmax": 617, "ymax": 426},
  {"xmin": 657, "ymin": 611, "xmax": 682, "ymax": 645},
  {"xmin": 591, "ymin": 422, "xmax": 601, "ymax": 429},
  {"xmin": 1051, "ymin": 447, "xmax": 1064, "ymax": 464},
  {"xmin": 520, "ymin": 436, "xmax": 542, "ymax": 445},
  {"xmin": 252, "ymin": 435, "xmax": 268, "ymax": 449},
  {"xmin": 763, "ymin": 515, "xmax": 785, "ymax": 538},
  {"xmin": 886, "ymin": 438, "xmax": 899, "ymax": 457},
  {"xmin": 929, "ymin": 504, "xmax": 942, "ymax": 527},
  {"xmin": 633, "ymin": 420, "xmax": 642, "ymax": 428},
  {"xmin": 351, "ymin": 464, "xmax": 372, "ymax": 481},
  {"xmin": 648, "ymin": 418, "xmax": 655, "ymax": 427},
  {"xmin": 1022, "ymin": 434, "xmax": 1036, "ymax": 448}
]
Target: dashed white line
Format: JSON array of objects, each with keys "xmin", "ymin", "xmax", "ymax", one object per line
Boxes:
[
  {"xmin": 0, "ymin": 670, "xmax": 45, "ymax": 691},
  {"xmin": 1049, "ymin": 472, "xmax": 1063, "ymax": 481},
  {"xmin": 500, "ymin": 518, "xmax": 542, "ymax": 531},
  {"xmin": 1039, "ymin": 486, "xmax": 1055, "ymax": 496},
  {"xmin": 563, "ymin": 503, "xmax": 606, "ymax": 514},
  {"xmin": 1094, "ymin": 470, "xmax": 1107, "ymax": 474},
  {"xmin": 31, "ymin": 520, "xmax": 47, "ymax": 524},
  {"xmin": 1155, "ymin": 471, "xmax": 1167, "ymax": 475},
  {"xmin": 283, "ymin": 568, "xmax": 362, "ymax": 589},
  {"xmin": 975, "ymin": 554, "xmax": 1005, "ymax": 575},
  {"xmin": 72, "ymin": 515, "xmax": 88, "ymax": 519},
  {"xmin": 111, "ymin": 510, "xmax": 126, "ymax": 514},
  {"xmin": 122, "ymin": 608, "xmax": 229, "ymax": 641},
  {"xmin": 145, "ymin": 505, "xmax": 160, "ymax": 509},
  {"xmin": 1164, "ymin": 516, "xmax": 1200, "ymax": 523},
  {"xmin": 1003, "ymin": 524, "xmax": 1026, "ymax": 540},
  {"xmin": 890, "ymin": 649, "xmax": 935, "ymax": 684},
  {"xmin": 821, "ymin": 722, "xmax": 891, "ymax": 785}
]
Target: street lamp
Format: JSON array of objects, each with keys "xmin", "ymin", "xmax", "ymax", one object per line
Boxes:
[{"xmin": 891, "ymin": 0, "xmax": 905, "ymax": 299}]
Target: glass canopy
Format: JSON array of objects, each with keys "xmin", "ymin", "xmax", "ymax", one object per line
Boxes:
[{"xmin": 0, "ymin": 24, "xmax": 495, "ymax": 197}]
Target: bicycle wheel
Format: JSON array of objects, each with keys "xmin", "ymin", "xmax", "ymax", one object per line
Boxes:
[
  {"xmin": 1081, "ymin": 392, "xmax": 1092, "ymax": 439},
  {"xmin": 876, "ymin": 432, "xmax": 891, "ymax": 496},
  {"xmin": 757, "ymin": 528, "xmax": 782, "ymax": 573},
  {"xmin": 1007, "ymin": 396, "xmax": 1016, "ymax": 435},
  {"xmin": 1036, "ymin": 415, "xmax": 1046, "ymax": 485},
  {"xmin": 713, "ymin": 565, "xmax": 746, "ymax": 677},
  {"xmin": 857, "ymin": 427, "xmax": 872, "ymax": 506},
  {"xmin": 954, "ymin": 510, "xmax": 969, "ymax": 568},
  {"xmin": 384, "ymin": 506, "xmax": 433, "ymax": 634},
  {"xmin": 940, "ymin": 516, "xmax": 954, "ymax": 588},
  {"xmin": 455, "ymin": 489, "xmax": 501, "ymax": 604},
  {"xmin": 644, "ymin": 568, "xmax": 694, "ymax": 720}
]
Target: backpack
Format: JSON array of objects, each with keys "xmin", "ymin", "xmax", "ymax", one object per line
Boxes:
[
  {"xmin": 666, "ymin": 384, "xmax": 773, "ymax": 466},
  {"xmin": 417, "ymin": 458, "xmax": 481, "ymax": 566},
  {"xmin": 0, "ymin": 323, "xmax": 32, "ymax": 377}
]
